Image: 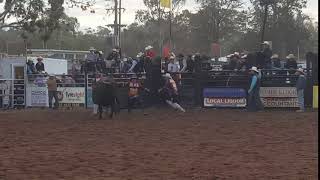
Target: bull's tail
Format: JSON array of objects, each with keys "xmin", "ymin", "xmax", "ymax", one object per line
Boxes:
[{"xmin": 114, "ymin": 97, "xmax": 120, "ymax": 114}]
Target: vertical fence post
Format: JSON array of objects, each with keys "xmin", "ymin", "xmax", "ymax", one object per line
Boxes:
[{"xmin": 85, "ymin": 73, "xmax": 88, "ymax": 109}]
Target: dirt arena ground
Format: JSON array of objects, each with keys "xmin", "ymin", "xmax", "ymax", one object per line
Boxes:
[{"xmin": 0, "ymin": 108, "xmax": 318, "ymax": 180}]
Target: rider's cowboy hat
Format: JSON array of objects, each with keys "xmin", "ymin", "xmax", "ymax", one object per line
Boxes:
[
  {"xmin": 37, "ymin": 56, "xmax": 43, "ymax": 61},
  {"xmin": 89, "ymin": 47, "xmax": 96, "ymax": 51},
  {"xmin": 262, "ymin": 41, "xmax": 270, "ymax": 46},
  {"xmin": 249, "ymin": 66, "xmax": 259, "ymax": 73},
  {"xmin": 286, "ymin": 54, "xmax": 295, "ymax": 59}
]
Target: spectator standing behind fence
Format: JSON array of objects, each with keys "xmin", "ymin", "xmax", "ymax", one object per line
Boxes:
[
  {"xmin": 261, "ymin": 41, "xmax": 272, "ymax": 69},
  {"xmin": 27, "ymin": 59, "xmax": 36, "ymax": 74},
  {"xmin": 247, "ymin": 66, "xmax": 264, "ymax": 112},
  {"xmin": 271, "ymin": 54, "xmax": 282, "ymax": 69},
  {"xmin": 177, "ymin": 54, "xmax": 187, "ymax": 72},
  {"xmin": 47, "ymin": 75, "xmax": 59, "ymax": 109},
  {"xmin": 185, "ymin": 55, "xmax": 195, "ymax": 72},
  {"xmin": 285, "ymin": 54, "xmax": 298, "ymax": 74},
  {"xmin": 295, "ymin": 68, "xmax": 306, "ymax": 112},
  {"xmin": 36, "ymin": 57, "xmax": 45, "ymax": 73}
]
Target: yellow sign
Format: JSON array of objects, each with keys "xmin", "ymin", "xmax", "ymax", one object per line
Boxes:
[
  {"xmin": 313, "ymin": 86, "xmax": 318, "ymax": 108},
  {"xmin": 160, "ymin": 0, "xmax": 171, "ymax": 8}
]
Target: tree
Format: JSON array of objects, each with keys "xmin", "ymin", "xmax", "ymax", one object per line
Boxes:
[{"xmin": 0, "ymin": 0, "xmax": 94, "ymax": 29}]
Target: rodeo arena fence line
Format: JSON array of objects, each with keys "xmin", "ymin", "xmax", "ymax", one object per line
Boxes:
[
  {"xmin": 0, "ymin": 52, "xmax": 318, "ymax": 110},
  {"xmin": 0, "ymin": 69, "xmax": 318, "ymax": 110}
]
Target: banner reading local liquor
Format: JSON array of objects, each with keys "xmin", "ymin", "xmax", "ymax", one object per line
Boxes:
[
  {"xmin": 260, "ymin": 87, "xmax": 298, "ymax": 108},
  {"xmin": 203, "ymin": 88, "xmax": 247, "ymax": 108},
  {"xmin": 204, "ymin": 98, "xmax": 247, "ymax": 107}
]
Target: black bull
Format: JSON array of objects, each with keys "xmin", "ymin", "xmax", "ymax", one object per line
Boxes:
[{"xmin": 92, "ymin": 82, "xmax": 120, "ymax": 119}]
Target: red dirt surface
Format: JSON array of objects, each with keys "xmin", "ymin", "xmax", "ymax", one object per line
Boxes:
[{"xmin": 0, "ymin": 109, "xmax": 318, "ymax": 180}]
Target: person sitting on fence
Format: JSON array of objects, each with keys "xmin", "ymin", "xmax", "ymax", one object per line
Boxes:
[
  {"xmin": 247, "ymin": 66, "xmax": 264, "ymax": 112},
  {"xmin": 127, "ymin": 75, "xmax": 149, "ymax": 113},
  {"xmin": 128, "ymin": 53, "xmax": 142, "ymax": 73},
  {"xmin": 106, "ymin": 48, "xmax": 120, "ymax": 73},
  {"xmin": 177, "ymin": 54, "xmax": 187, "ymax": 72},
  {"xmin": 95, "ymin": 51, "xmax": 106, "ymax": 73},
  {"xmin": 35, "ymin": 57, "xmax": 45, "ymax": 73},
  {"xmin": 159, "ymin": 73, "xmax": 185, "ymax": 113},
  {"xmin": 295, "ymin": 68, "xmax": 306, "ymax": 112},
  {"xmin": 285, "ymin": 54, "xmax": 298, "ymax": 74},
  {"xmin": 120, "ymin": 57, "xmax": 132, "ymax": 73},
  {"xmin": 227, "ymin": 53, "xmax": 240, "ymax": 71},
  {"xmin": 236, "ymin": 54, "xmax": 249, "ymax": 71},
  {"xmin": 185, "ymin": 55, "xmax": 195, "ymax": 72},
  {"xmin": 47, "ymin": 75, "xmax": 59, "ymax": 109},
  {"xmin": 271, "ymin": 54, "xmax": 282, "ymax": 69},
  {"xmin": 27, "ymin": 59, "xmax": 36, "ymax": 74},
  {"xmin": 261, "ymin": 41, "xmax": 273, "ymax": 69}
]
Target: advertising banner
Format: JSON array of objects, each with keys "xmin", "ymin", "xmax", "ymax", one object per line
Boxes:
[
  {"xmin": 204, "ymin": 98, "xmax": 247, "ymax": 107},
  {"xmin": 261, "ymin": 98, "xmax": 298, "ymax": 108},
  {"xmin": 260, "ymin": 87, "xmax": 298, "ymax": 108},
  {"xmin": 203, "ymin": 88, "xmax": 247, "ymax": 108},
  {"xmin": 57, "ymin": 87, "xmax": 85, "ymax": 107},
  {"xmin": 260, "ymin": 87, "xmax": 297, "ymax": 98},
  {"xmin": 26, "ymin": 87, "xmax": 48, "ymax": 107}
]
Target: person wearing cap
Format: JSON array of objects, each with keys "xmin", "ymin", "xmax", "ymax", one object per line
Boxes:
[
  {"xmin": 85, "ymin": 47, "xmax": 98, "ymax": 73},
  {"xmin": 285, "ymin": 54, "xmax": 298, "ymax": 74},
  {"xmin": 167, "ymin": 55, "xmax": 180, "ymax": 73},
  {"xmin": 185, "ymin": 54, "xmax": 195, "ymax": 72},
  {"xmin": 106, "ymin": 48, "xmax": 121, "ymax": 73},
  {"xmin": 159, "ymin": 73, "xmax": 185, "ymax": 113},
  {"xmin": 145, "ymin": 45, "xmax": 156, "ymax": 59},
  {"xmin": 271, "ymin": 54, "xmax": 282, "ymax": 69},
  {"xmin": 35, "ymin": 57, "xmax": 45, "ymax": 73},
  {"xmin": 295, "ymin": 68, "xmax": 306, "ymax": 112},
  {"xmin": 47, "ymin": 75, "xmax": 59, "ymax": 109},
  {"xmin": 27, "ymin": 59, "xmax": 36, "ymax": 74},
  {"xmin": 261, "ymin": 41, "xmax": 272, "ymax": 69},
  {"xmin": 130, "ymin": 52, "xmax": 144, "ymax": 73},
  {"xmin": 227, "ymin": 53, "xmax": 239, "ymax": 70},
  {"xmin": 237, "ymin": 54, "xmax": 248, "ymax": 71},
  {"xmin": 177, "ymin": 54, "xmax": 187, "ymax": 72},
  {"xmin": 247, "ymin": 66, "xmax": 264, "ymax": 112}
]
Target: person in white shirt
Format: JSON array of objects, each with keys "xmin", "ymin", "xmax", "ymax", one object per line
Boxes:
[{"xmin": 167, "ymin": 56, "xmax": 180, "ymax": 73}]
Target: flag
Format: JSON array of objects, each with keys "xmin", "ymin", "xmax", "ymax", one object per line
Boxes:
[
  {"xmin": 162, "ymin": 44, "xmax": 171, "ymax": 58},
  {"xmin": 160, "ymin": 0, "xmax": 171, "ymax": 8}
]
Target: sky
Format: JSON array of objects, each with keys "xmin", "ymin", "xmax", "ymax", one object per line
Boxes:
[
  {"xmin": 64, "ymin": 0, "xmax": 319, "ymax": 31},
  {"xmin": 0, "ymin": 0, "xmax": 318, "ymax": 30}
]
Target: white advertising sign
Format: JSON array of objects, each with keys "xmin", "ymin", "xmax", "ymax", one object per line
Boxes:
[
  {"xmin": 26, "ymin": 87, "xmax": 49, "ymax": 107},
  {"xmin": 57, "ymin": 87, "xmax": 85, "ymax": 104}
]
